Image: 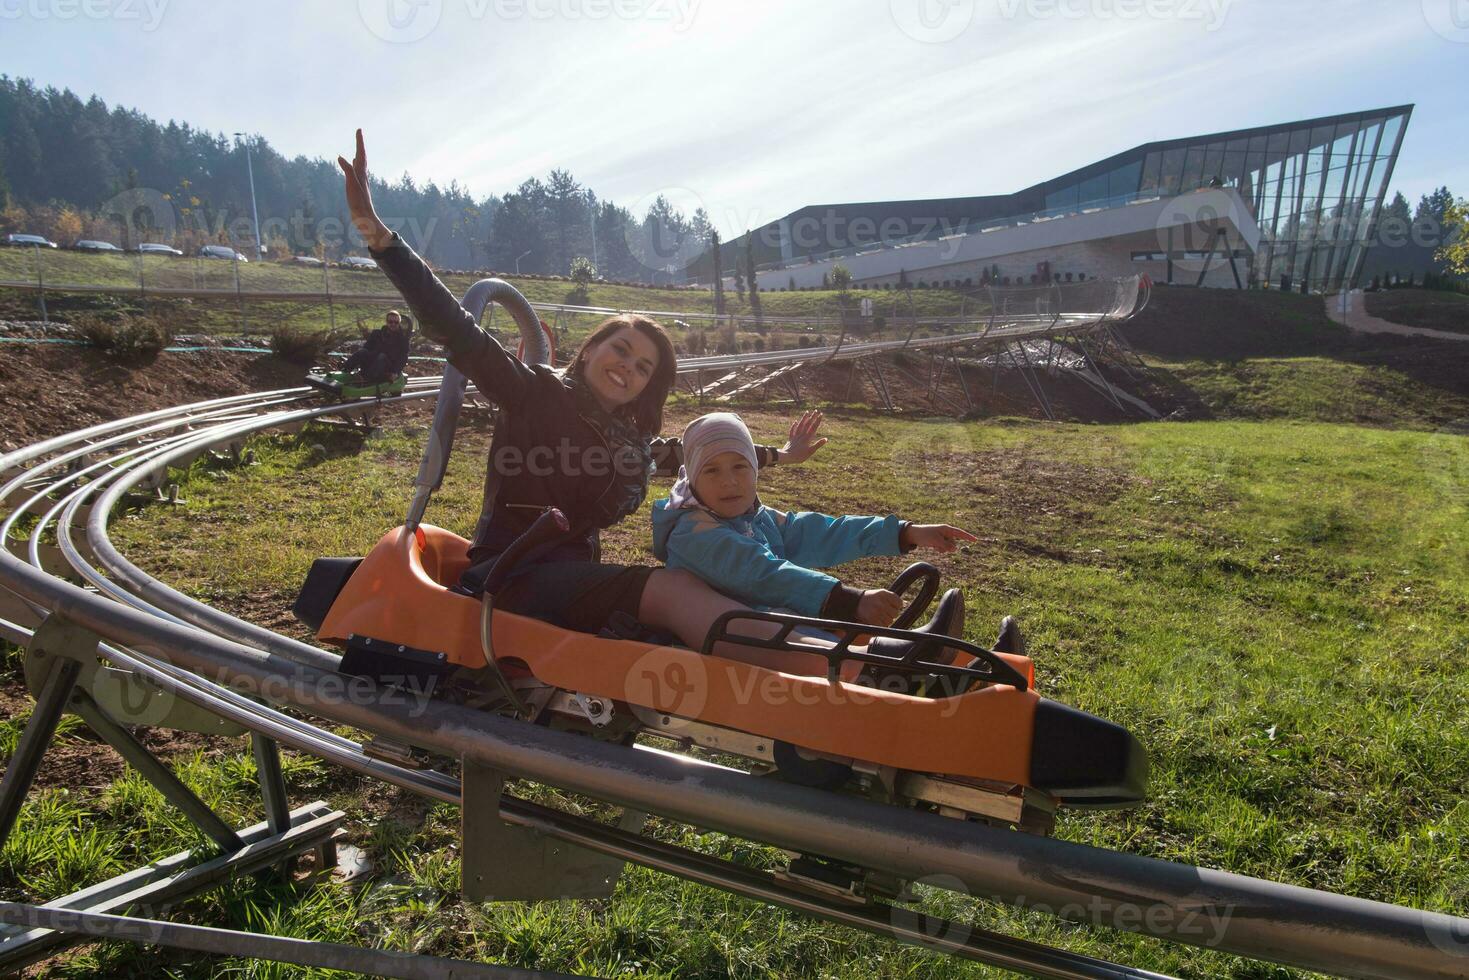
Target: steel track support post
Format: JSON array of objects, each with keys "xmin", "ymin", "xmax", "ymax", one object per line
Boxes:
[
  {"xmin": 68, "ymin": 690, "xmax": 245, "ymax": 853},
  {"xmin": 1107, "ymin": 323, "xmax": 1149, "ymax": 373},
  {"xmin": 951, "ymin": 350, "xmax": 974, "ymax": 413},
  {"xmin": 781, "ymin": 369, "xmax": 803, "ymax": 405},
  {"xmin": 866, "ymin": 358, "xmax": 894, "ymax": 412},
  {"xmin": 0, "ymin": 655, "xmax": 80, "ymax": 850},
  {"xmin": 1011, "ymin": 343, "xmax": 1055, "ymax": 422},
  {"xmin": 460, "ymin": 757, "xmax": 642, "ymax": 902},
  {"xmin": 251, "ymin": 733, "xmax": 291, "ymax": 835},
  {"xmin": 1072, "ymin": 335, "xmax": 1127, "ymax": 414}
]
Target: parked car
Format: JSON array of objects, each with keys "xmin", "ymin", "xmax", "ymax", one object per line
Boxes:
[
  {"xmin": 72, "ymin": 240, "xmax": 124, "ymax": 253},
  {"xmin": 292, "ymin": 255, "xmax": 324, "ymax": 266},
  {"xmin": 4, "ymin": 233, "xmax": 58, "ymax": 248},
  {"xmin": 341, "ymin": 256, "xmax": 378, "ymax": 270},
  {"xmin": 199, "ymin": 245, "xmax": 248, "ymax": 262},
  {"xmin": 138, "ymin": 243, "xmax": 184, "ymax": 256}
]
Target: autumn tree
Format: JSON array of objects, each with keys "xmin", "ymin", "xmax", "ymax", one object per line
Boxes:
[{"xmin": 1438, "ymin": 197, "xmax": 1468, "ymax": 276}]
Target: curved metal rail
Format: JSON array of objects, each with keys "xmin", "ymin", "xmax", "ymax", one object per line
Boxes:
[
  {"xmin": 0, "ymin": 387, "xmax": 1463, "ymax": 975},
  {"xmin": 3, "ymin": 280, "xmax": 1463, "ymax": 979}
]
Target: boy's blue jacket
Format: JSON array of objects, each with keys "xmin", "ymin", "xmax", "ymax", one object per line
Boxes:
[{"xmin": 651, "ymin": 498, "xmax": 904, "ymax": 615}]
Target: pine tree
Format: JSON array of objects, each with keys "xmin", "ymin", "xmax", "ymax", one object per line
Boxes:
[
  {"xmin": 1415, "ymin": 187, "xmax": 1455, "ymax": 225},
  {"xmin": 1382, "ymin": 191, "xmax": 1411, "ymax": 226},
  {"xmin": 710, "ymin": 229, "xmax": 725, "ymax": 314}
]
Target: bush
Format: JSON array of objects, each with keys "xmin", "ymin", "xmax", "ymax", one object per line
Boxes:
[
  {"xmin": 270, "ymin": 324, "xmax": 349, "ymax": 365},
  {"xmin": 74, "ymin": 314, "xmax": 175, "ymax": 362}
]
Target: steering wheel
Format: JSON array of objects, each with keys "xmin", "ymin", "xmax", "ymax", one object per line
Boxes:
[{"xmin": 887, "ymin": 562, "xmax": 941, "ymax": 631}]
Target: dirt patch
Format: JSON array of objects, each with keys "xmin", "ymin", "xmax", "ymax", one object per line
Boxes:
[
  {"xmin": 0, "ymin": 344, "xmax": 307, "ymax": 451},
  {"xmin": 702, "ymin": 355, "xmax": 1140, "ymax": 423}
]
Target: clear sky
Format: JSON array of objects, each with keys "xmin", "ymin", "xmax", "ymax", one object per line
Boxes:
[{"xmin": 1, "ymin": 0, "xmax": 1463, "ymax": 236}]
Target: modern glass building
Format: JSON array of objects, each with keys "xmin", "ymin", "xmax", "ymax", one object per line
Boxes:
[
  {"xmin": 1036, "ymin": 105, "xmax": 1412, "ymax": 292},
  {"xmin": 724, "ymin": 106, "xmax": 1412, "ymax": 295}
]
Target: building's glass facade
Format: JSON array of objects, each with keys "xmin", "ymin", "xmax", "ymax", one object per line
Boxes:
[
  {"xmin": 1027, "ymin": 107, "xmax": 1412, "ymax": 293},
  {"xmin": 731, "ymin": 107, "xmax": 1411, "ymax": 293}
]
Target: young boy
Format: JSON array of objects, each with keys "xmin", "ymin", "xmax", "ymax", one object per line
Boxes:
[{"xmin": 651, "ymin": 412, "xmax": 976, "ymax": 627}]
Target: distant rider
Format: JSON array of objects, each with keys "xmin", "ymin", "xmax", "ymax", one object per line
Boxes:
[{"xmin": 340, "ymin": 309, "xmax": 411, "ymax": 383}]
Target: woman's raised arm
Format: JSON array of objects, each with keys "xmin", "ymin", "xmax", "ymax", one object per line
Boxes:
[
  {"xmin": 338, "ymin": 129, "xmax": 393, "ymax": 251},
  {"xmin": 339, "ymin": 129, "xmax": 534, "ymax": 407}
]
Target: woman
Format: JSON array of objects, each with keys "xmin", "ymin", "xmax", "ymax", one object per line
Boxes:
[{"xmin": 338, "ymin": 131, "xmax": 849, "ymax": 654}]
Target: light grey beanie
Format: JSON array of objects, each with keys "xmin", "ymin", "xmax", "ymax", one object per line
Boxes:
[{"xmin": 667, "ymin": 412, "xmax": 758, "ymax": 509}]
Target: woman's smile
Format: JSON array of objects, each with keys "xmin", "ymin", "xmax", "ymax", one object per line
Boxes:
[{"xmin": 582, "ymin": 325, "xmax": 660, "ymax": 411}]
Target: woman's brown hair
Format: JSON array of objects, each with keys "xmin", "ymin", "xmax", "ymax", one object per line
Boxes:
[{"xmin": 566, "ymin": 314, "xmax": 677, "ymax": 435}]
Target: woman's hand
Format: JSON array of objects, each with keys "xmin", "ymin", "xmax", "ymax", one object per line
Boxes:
[
  {"xmin": 900, "ymin": 524, "xmax": 978, "ymax": 553},
  {"xmin": 779, "ymin": 409, "xmax": 828, "ymax": 465},
  {"xmin": 337, "ymin": 129, "xmax": 393, "ymax": 251},
  {"xmin": 857, "ymin": 588, "xmax": 904, "ymax": 627}
]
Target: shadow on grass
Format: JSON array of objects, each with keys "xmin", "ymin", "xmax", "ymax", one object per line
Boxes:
[{"xmin": 1119, "ymin": 287, "xmax": 1469, "ymax": 426}]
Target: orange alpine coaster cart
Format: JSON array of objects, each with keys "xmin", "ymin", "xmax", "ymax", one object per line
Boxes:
[{"xmin": 292, "ymin": 280, "xmax": 1146, "ymax": 839}]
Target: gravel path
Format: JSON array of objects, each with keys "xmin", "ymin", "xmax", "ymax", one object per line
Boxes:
[{"xmin": 1326, "ymin": 291, "xmax": 1469, "ymax": 342}]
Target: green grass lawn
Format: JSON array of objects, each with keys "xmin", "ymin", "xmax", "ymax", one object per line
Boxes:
[
  {"xmin": 1364, "ymin": 288, "xmax": 1469, "ymax": 335},
  {"xmin": 4, "ymin": 401, "xmax": 1463, "ymax": 977}
]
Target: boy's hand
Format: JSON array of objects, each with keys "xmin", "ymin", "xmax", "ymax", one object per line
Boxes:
[
  {"xmin": 857, "ymin": 588, "xmax": 904, "ymax": 627},
  {"xmin": 900, "ymin": 524, "xmax": 978, "ymax": 553},
  {"xmin": 779, "ymin": 409, "xmax": 828, "ymax": 464}
]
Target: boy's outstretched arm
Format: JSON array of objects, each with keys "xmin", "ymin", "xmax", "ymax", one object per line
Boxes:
[{"xmin": 778, "ymin": 510, "xmax": 906, "ymax": 569}]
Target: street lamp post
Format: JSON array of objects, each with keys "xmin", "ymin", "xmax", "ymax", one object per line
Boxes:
[
  {"xmin": 516, "ymin": 250, "xmax": 533, "ymax": 275},
  {"xmin": 587, "ymin": 190, "xmax": 598, "ymax": 269},
  {"xmin": 233, "ymin": 133, "xmax": 263, "ymax": 261}
]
